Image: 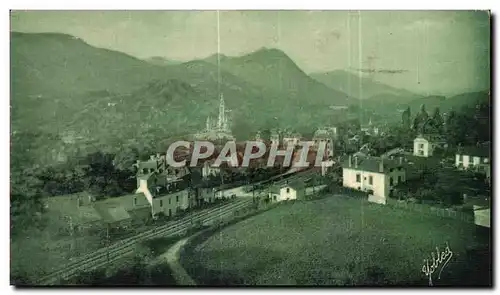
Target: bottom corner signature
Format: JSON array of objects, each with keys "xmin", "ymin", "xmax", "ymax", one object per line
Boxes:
[{"xmin": 421, "ymin": 242, "xmax": 453, "ymax": 286}]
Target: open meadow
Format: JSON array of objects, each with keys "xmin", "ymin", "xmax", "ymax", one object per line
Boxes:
[{"xmin": 183, "ymin": 195, "xmax": 490, "ymax": 286}]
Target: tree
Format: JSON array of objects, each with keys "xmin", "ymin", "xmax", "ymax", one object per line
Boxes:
[
  {"xmin": 430, "ymin": 107, "xmax": 444, "ymax": 133},
  {"xmin": 82, "ymin": 152, "xmax": 123, "ymax": 199},
  {"xmin": 113, "ymin": 146, "xmax": 140, "ymax": 173},
  {"xmin": 402, "ymin": 106, "xmax": 411, "ymax": 129},
  {"xmin": 10, "ymin": 168, "xmax": 45, "ymax": 235},
  {"xmin": 412, "ymin": 104, "xmax": 429, "ymax": 133},
  {"xmin": 232, "ymin": 119, "xmax": 255, "ymax": 140}
]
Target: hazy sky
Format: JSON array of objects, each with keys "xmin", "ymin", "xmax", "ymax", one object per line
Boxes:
[{"xmin": 10, "ymin": 10, "xmax": 490, "ymax": 95}]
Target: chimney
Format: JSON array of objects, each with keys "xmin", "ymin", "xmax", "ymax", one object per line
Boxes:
[
  {"xmin": 379, "ymin": 159, "xmax": 384, "ymax": 173},
  {"xmin": 354, "ymin": 156, "xmax": 358, "ymax": 168},
  {"xmin": 348, "ymin": 155, "xmax": 352, "ymax": 167}
]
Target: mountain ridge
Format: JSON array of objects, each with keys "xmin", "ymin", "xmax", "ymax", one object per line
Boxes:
[{"xmin": 310, "ymin": 69, "xmax": 419, "ymax": 100}]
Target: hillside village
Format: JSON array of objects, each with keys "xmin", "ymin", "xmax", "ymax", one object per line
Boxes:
[
  {"xmin": 16, "ymin": 94, "xmax": 491, "ymax": 253},
  {"xmin": 11, "ymin": 84, "xmax": 491, "ymax": 286}
]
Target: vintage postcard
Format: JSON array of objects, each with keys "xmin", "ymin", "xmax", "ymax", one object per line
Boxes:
[{"xmin": 10, "ymin": 10, "xmax": 491, "ymax": 287}]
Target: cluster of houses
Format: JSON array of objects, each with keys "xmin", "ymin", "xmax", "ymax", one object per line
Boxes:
[
  {"xmin": 258, "ymin": 126, "xmax": 338, "ymax": 159},
  {"xmin": 340, "ymin": 134, "xmax": 491, "ymax": 227},
  {"xmin": 45, "ymin": 122, "xmax": 490, "ymax": 234}
]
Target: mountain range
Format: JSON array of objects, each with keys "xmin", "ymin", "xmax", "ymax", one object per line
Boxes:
[
  {"xmin": 10, "ymin": 31, "xmax": 489, "ymax": 167},
  {"xmin": 145, "ymin": 56, "xmax": 182, "ymax": 66},
  {"xmin": 310, "ymin": 70, "xmax": 419, "ymax": 101}
]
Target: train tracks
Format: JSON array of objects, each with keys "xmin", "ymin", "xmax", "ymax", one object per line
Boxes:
[{"xmin": 37, "ymin": 198, "xmax": 254, "ymax": 285}]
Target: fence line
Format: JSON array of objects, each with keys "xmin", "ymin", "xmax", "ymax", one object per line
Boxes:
[{"xmin": 387, "ymin": 200, "xmax": 474, "ymax": 223}]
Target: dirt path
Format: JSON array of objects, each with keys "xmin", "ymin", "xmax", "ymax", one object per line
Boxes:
[{"xmin": 157, "ymin": 236, "xmax": 197, "ymax": 286}]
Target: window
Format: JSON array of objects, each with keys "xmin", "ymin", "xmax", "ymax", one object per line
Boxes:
[
  {"xmin": 398, "ymin": 176, "xmax": 402, "ymax": 183},
  {"xmin": 160, "ymin": 200, "xmax": 163, "ymax": 207},
  {"xmin": 286, "ymin": 188, "xmax": 290, "ymax": 193},
  {"xmin": 176, "ymin": 195, "xmax": 179, "ymax": 202},
  {"xmin": 133, "ymin": 197, "xmax": 137, "ymax": 206},
  {"xmin": 484, "ymin": 158, "xmax": 489, "ymax": 163},
  {"xmin": 419, "ymin": 144, "xmax": 424, "ymax": 149},
  {"xmin": 169, "ymin": 198, "xmax": 171, "ymax": 205},
  {"xmin": 356, "ymin": 174, "xmax": 361, "ymax": 183},
  {"xmin": 389, "ymin": 177, "xmax": 393, "ymax": 186},
  {"xmin": 168, "ymin": 209, "xmax": 172, "ymax": 216},
  {"xmin": 368, "ymin": 176, "xmax": 373, "ymax": 185}
]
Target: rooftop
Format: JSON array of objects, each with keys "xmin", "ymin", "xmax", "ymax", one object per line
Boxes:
[
  {"xmin": 457, "ymin": 145, "xmax": 490, "ymax": 158},
  {"xmin": 342, "ymin": 155, "xmax": 403, "ymax": 174},
  {"xmin": 284, "ymin": 181, "xmax": 306, "ymax": 191},
  {"xmin": 94, "ymin": 203, "xmax": 131, "ymax": 224}
]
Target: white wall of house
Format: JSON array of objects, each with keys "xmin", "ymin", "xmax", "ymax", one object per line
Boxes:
[
  {"xmin": 278, "ymin": 187, "xmax": 297, "ymax": 201},
  {"xmin": 343, "ymin": 168, "xmax": 387, "ymax": 197},
  {"xmin": 268, "ymin": 192, "xmax": 280, "ymax": 202},
  {"xmin": 413, "ymin": 138, "xmax": 433, "ymax": 157},
  {"xmin": 456, "ymin": 154, "xmax": 489, "ymax": 169},
  {"xmin": 136, "ymin": 179, "xmax": 153, "ymax": 206},
  {"xmin": 342, "ymin": 168, "xmax": 405, "ymax": 198},
  {"xmin": 474, "ymin": 206, "xmax": 490, "ymax": 228},
  {"xmin": 199, "ymin": 187, "xmax": 216, "ymax": 203},
  {"xmin": 151, "ymin": 190, "xmax": 190, "ymax": 217}
]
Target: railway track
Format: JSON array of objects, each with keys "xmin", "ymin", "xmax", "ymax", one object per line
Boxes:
[{"xmin": 38, "ymin": 198, "xmax": 254, "ymax": 285}]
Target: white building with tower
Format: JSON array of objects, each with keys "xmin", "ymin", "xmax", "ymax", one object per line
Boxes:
[{"xmin": 194, "ymin": 93, "xmax": 235, "ymax": 141}]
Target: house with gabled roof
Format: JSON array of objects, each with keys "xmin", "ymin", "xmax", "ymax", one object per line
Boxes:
[
  {"xmin": 413, "ymin": 134, "xmax": 436, "ymax": 157},
  {"xmin": 134, "ymin": 154, "xmax": 194, "ymax": 218},
  {"xmin": 268, "ymin": 181, "xmax": 306, "ymax": 202},
  {"xmin": 342, "ymin": 155, "xmax": 406, "ymax": 200},
  {"xmin": 455, "ymin": 144, "xmax": 490, "ymax": 171}
]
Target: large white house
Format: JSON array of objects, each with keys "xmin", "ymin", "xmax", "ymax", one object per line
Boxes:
[
  {"xmin": 342, "ymin": 155, "xmax": 406, "ymax": 199},
  {"xmin": 413, "ymin": 135, "xmax": 435, "ymax": 157},
  {"xmin": 455, "ymin": 145, "xmax": 490, "ymax": 170},
  {"xmin": 134, "ymin": 154, "xmax": 193, "ymax": 218}
]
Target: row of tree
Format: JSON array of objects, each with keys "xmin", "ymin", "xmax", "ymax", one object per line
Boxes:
[{"xmin": 401, "ymin": 96, "xmax": 490, "ymax": 146}]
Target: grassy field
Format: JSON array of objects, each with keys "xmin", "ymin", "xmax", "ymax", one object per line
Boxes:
[{"xmin": 183, "ymin": 195, "xmax": 490, "ymax": 286}]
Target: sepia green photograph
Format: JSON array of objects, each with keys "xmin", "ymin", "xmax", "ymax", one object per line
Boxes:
[{"xmin": 9, "ymin": 10, "xmax": 491, "ymax": 287}]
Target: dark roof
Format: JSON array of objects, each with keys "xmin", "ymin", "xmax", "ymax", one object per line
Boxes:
[
  {"xmin": 137, "ymin": 160, "xmax": 159, "ymax": 171},
  {"xmin": 282, "ymin": 181, "xmax": 306, "ymax": 191},
  {"xmin": 269, "ymin": 185, "xmax": 281, "ymax": 194},
  {"xmin": 342, "ymin": 156, "xmax": 402, "ymax": 174},
  {"xmin": 94, "ymin": 203, "xmax": 131, "ymax": 224},
  {"xmin": 415, "ymin": 134, "xmax": 445, "ymax": 142},
  {"xmin": 457, "ymin": 146, "xmax": 490, "ymax": 158},
  {"xmin": 151, "ymin": 183, "xmax": 187, "ymax": 199}
]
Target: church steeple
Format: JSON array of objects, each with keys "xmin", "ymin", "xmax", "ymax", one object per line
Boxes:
[
  {"xmin": 217, "ymin": 93, "xmax": 226, "ymax": 130},
  {"xmin": 206, "ymin": 116, "xmax": 211, "ymax": 131}
]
